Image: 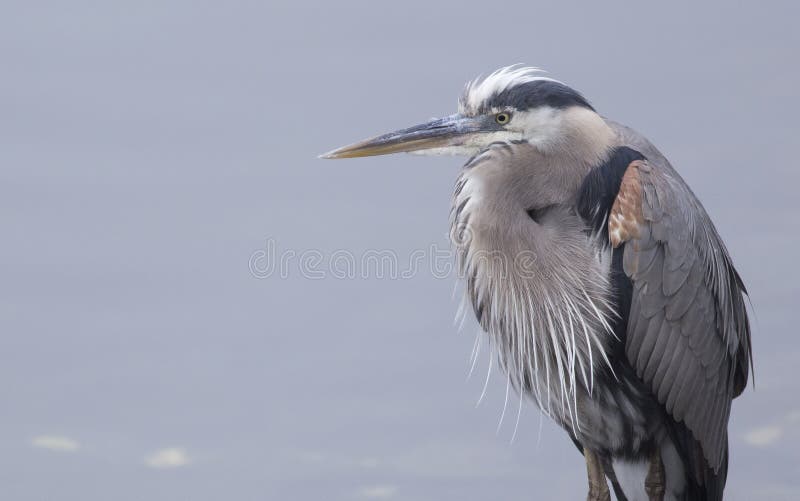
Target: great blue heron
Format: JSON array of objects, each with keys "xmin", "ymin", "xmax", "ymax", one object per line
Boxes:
[{"xmin": 322, "ymin": 66, "xmax": 752, "ymax": 501}]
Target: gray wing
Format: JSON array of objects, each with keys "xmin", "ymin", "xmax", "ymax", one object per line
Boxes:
[{"xmin": 607, "ymin": 121, "xmax": 753, "ymax": 472}]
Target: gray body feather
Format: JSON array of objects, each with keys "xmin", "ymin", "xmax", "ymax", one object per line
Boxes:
[
  {"xmin": 450, "ymin": 121, "xmax": 751, "ymax": 501},
  {"xmin": 610, "ymin": 121, "xmax": 751, "ymax": 472}
]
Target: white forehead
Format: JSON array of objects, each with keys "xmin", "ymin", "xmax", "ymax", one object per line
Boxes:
[{"xmin": 458, "ymin": 65, "xmax": 558, "ymax": 115}]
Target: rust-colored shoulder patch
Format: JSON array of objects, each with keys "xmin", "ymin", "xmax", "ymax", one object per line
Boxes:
[{"xmin": 608, "ymin": 160, "xmax": 646, "ymax": 247}]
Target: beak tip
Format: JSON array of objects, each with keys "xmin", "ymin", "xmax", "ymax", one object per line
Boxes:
[{"xmin": 318, "ymin": 150, "xmax": 340, "ymax": 159}]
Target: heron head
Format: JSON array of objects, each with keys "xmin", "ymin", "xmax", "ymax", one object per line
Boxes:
[{"xmin": 321, "ymin": 65, "xmax": 607, "ymax": 160}]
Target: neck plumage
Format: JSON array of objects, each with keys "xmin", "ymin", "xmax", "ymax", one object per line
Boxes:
[
  {"xmin": 449, "ymin": 118, "xmax": 619, "ymax": 428},
  {"xmin": 530, "ymin": 107, "xmax": 618, "ymax": 168}
]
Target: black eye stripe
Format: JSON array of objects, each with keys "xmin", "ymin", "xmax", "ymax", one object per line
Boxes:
[{"xmin": 485, "ymin": 80, "xmax": 594, "ymax": 112}]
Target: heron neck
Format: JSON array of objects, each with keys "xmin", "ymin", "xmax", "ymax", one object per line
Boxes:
[{"xmin": 539, "ymin": 107, "xmax": 617, "ymax": 169}]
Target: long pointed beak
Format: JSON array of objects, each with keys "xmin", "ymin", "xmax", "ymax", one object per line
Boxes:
[{"xmin": 320, "ymin": 114, "xmax": 487, "ymax": 159}]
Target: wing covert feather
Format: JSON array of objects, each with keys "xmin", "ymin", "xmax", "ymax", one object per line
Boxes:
[{"xmin": 608, "ymin": 125, "xmax": 752, "ymax": 472}]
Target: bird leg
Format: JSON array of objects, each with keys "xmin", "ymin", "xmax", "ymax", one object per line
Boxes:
[
  {"xmin": 584, "ymin": 449, "xmax": 611, "ymax": 501},
  {"xmin": 644, "ymin": 448, "xmax": 665, "ymax": 501}
]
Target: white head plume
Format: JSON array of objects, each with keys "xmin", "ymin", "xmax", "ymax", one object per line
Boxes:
[{"xmin": 459, "ymin": 65, "xmax": 558, "ymax": 115}]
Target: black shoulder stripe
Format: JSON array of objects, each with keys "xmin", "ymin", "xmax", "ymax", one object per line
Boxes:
[
  {"xmin": 576, "ymin": 146, "xmax": 645, "ymax": 360},
  {"xmin": 577, "ymin": 146, "xmax": 646, "ymax": 239}
]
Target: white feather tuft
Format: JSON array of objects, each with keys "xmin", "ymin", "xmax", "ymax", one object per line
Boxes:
[
  {"xmin": 459, "ymin": 65, "xmax": 557, "ymax": 115},
  {"xmin": 450, "ymin": 151, "xmax": 617, "ymax": 433}
]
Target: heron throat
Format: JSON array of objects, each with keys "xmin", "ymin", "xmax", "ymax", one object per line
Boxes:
[{"xmin": 449, "ymin": 139, "xmax": 618, "ymax": 428}]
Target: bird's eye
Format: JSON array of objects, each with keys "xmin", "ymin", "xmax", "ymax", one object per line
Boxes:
[{"xmin": 495, "ymin": 112, "xmax": 511, "ymax": 125}]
